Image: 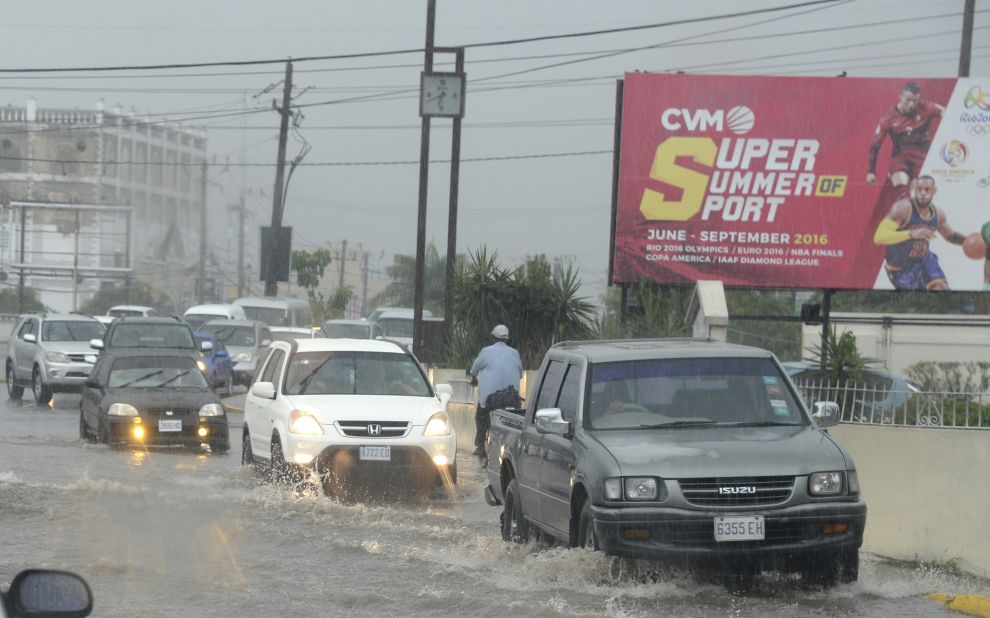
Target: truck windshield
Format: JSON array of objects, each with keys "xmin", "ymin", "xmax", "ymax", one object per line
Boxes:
[{"xmin": 587, "ymin": 357, "xmax": 806, "ymax": 430}]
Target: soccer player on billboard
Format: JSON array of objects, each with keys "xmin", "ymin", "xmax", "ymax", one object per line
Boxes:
[
  {"xmin": 866, "ymin": 82, "xmax": 945, "ymax": 189},
  {"xmin": 872, "ymin": 176, "xmax": 966, "ymax": 290}
]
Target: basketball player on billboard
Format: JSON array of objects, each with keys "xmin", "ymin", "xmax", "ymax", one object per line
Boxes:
[{"xmin": 872, "ymin": 176, "xmax": 967, "ymax": 291}]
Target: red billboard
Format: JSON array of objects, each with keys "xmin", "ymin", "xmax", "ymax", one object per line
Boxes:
[{"xmin": 612, "ymin": 74, "xmax": 990, "ymax": 291}]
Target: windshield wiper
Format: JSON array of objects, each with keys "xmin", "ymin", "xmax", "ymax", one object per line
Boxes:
[
  {"xmin": 119, "ymin": 369, "xmax": 166, "ymax": 388},
  {"xmin": 641, "ymin": 420, "xmax": 717, "ymax": 428},
  {"xmin": 718, "ymin": 421, "xmax": 802, "ymax": 427},
  {"xmin": 158, "ymin": 370, "xmax": 191, "ymax": 387},
  {"xmin": 297, "ymin": 356, "xmax": 337, "ymax": 394}
]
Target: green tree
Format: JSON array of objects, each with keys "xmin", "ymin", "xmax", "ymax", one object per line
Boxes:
[
  {"xmin": 78, "ymin": 281, "xmax": 167, "ymax": 316},
  {"xmin": 448, "ymin": 248, "xmax": 595, "ymax": 368},
  {"xmin": 595, "ymin": 280, "xmax": 693, "ymax": 340},
  {"xmin": 805, "ymin": 327, "xmax": 878, "ymax": 383},
  {"xmin": 291, "ymin": 248, "xmax": 333, "ymax": 321},
  {"xmin": 0, "ymin": 287, "xmax": 45, "ymax": 314},
  {"xmin": 370, "ymin": 243, "xmax": 448, "ymax": 315},
  {"xmin": 325, "ymin": 286, "xmax": 354, "ymax": 320}
]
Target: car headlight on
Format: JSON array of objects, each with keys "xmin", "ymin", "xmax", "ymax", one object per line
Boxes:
[
  {"xmin": 45, "ymin": 351, "xmax": 72, "ymax": 364},
  {"xmin": 107, "ymin": 403, "xmax": 138, "ymax": 417},
  {"xmin": 604, "ymin": 477, "xmax": 664, "ymax": 501},
  {"xmin": 424, "ymin": 411, "xmax": 450, "ymax": 437},
  {"xmin": 809, "ymin": 471, "xmax": 844, "ymax": 496},
  {"xmin": 288, "ymin": 410, "xmax": 323, "ymax": 435},
  {"xmin": 198, "ymin": 403, "xmax": 224, "ymax": 417},
  {"xmin": 234, "ymin": 352, "xmax": 253, "ymax": 363},
  {"xmin": 196, "ymin": 360, "xmax": 207, "ymax": 373}
]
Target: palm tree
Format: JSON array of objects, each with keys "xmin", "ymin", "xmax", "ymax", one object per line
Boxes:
[{"xmin": 369, "ymin": 243, "xmax": 448, "ymax": 315}]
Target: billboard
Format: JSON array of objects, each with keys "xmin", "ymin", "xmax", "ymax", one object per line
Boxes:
[{"xmin": 612, "ymin": 74, "xmax": 990, "ymax": 291}]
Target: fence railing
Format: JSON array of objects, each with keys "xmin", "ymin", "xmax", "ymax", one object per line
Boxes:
[{"xmin": 792, "ymin": 377, "xmax": 990, "ymax": 430}]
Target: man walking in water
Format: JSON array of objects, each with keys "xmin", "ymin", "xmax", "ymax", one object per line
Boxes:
[{"xmin": 469, "ymin": 324, "xmax": 523, "ymax": 465}]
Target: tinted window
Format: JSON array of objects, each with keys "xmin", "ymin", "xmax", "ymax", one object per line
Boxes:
[
  {"xmin": 109, "ymin": 323, "xmax": 194, "ymax": 348},
  {"xmin": 556, "ymin": 365, "xmax": 582, "ymax": 422},
  {"xmin": 185, "ymin": 314, "xmax": 225, "ymax": 331},
  {"xmin": 324, "ymin": 323, "xmax": 370, "ymax": 338},
  {"xmin": 200, "ymin": 324, "xmax": 256, "ymax": 346},
  {"xmin": 240, "ymin": 306, "xmax": 287, "ymax": 326},
  {"xmin": 377, "ymin": 318, "xmax": 413, "ymax": 338},
  {"xmin": 587, "ymin": 357, "xmax": 806, "ymax": 430},
  {"xmin": 536, "ymin": 359, "xmax": 566, "ymax": 412},
  {"xmin": 283, "ymin": 351, "xmax": 430, "ymax": 396},
  {"xmin": 42, "ymin": 320, "xmax": 104, "ymax": 342},
  {"xmin": 260, "ymin": 349, "xmax": 284, "ymax": 385},
  {"xmin": 108, "ymin": 309, "xmax": 144, "ymax": 317},
  {"xmin": 108, "ymin": 355, "xmax": 208, "ymax": 388}
]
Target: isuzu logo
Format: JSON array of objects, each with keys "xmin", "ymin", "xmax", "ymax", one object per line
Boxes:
[
  {"xmin": 367, "ymin": 424, "xmax": 382, "ymax": 436},
  {"xmin": 718, "ymin": 486, "xmax": 757, "ymax": 495}
]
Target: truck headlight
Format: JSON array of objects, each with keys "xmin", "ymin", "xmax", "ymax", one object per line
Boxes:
[
  {"xmin": 288, "ymin": 410, "xmax": 323, "ymax": 436},
  {"xmin": 198, "ymin": 403, "xmax": 224, "ymax": 417},
  {"xmin": 604, "ymin": 477, "xmax": 663, "ymax": 501},
  {"xmin": 809, "ymin": 471, "xmax": 844, "ymax": 496},
  {"xmin": 45, "ymin": 351, "xmax": 72, "ymax": 364},
  {"xmin": 108, "ymin": 403, "xmax": 138, "ymax": 417},
  {"xmin": 423, "ymin": 411, "xmax": 450, "ymax": 437},
  {"xmin": 234, "ymin": 352, "xmax": 252, "ymax": 363},
  {"xmin": 847, "ymin": 470, "xmax": 860, "ymax": 496}
]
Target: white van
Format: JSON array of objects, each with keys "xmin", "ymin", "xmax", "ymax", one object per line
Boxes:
[
  {"xmin": 183, "ymin": 304, "xmax": 247, "ymax": 331},
  {"xmin": 372, "ymin": 308, "xmax": 434, "ymax": 348},
  {"xmin": 106, "ymin": 305, "xmax": 158, "ymax": 318},
  {"xmin": 232, "ymin": 297, "xmax": 313, "ymax": 328}
]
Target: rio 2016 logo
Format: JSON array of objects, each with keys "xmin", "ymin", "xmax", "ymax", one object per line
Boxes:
[
  {"xmin": 964, "ymin": 86, "xmax": 990, "ymax": 111},
  {"xmin": 940, "ymin": 140, "xmax": 969, "ymax": 167}
]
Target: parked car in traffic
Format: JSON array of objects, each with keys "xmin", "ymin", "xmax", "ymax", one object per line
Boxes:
[
  {"xmin": 5, "ymin": 313, "xmax": 104, "ymax": 405},
  {"xmin": 269, "ymin": 326, "xmax": 322, "ymax": 343},
  {"xmin": 241, "ymin": 338, "xmax": 456, "ymax": 498},
  {"xmin": 79, "ymin": 348, "xmax": 229, "ymax": 452},
  {"xmin": 371, "ymin": 308, "xmax": 433, "ymax": 348},
  {"xmin": 106, "ymin": 305, "xmax": 158, "ymax": 318},
  {"xmin": 183, "ymin": 303, "xmax": 247, "ymax": 331},
  {"xmin": 782, "ymin": 361, "xmax": 920, "ymax": 420},
  {"xmin": 232, "ymin": 296, "xmax": 313, "ymax": 327},
  {"xmin": 484, "ymin": 338, "xmax": 865, "ymax": 587},
  {"xmin": 197, "ymin": 319, "xmax": 271, "ymax": 385},
  {"xmin": 322, "ymin": 319, "xmax": 383, "ymax": 340},
  {"xmin": 194, "ymin": 331, "xmax": 234, "ymax": 396},
  {"xmin": 91, "ymin": 316, "xmax": 210, "ymax": 354}
]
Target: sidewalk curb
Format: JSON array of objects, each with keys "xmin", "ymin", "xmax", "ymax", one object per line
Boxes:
[{"xmin": 928, "ymin": 594, "xmax": 990, "ymax": 618}]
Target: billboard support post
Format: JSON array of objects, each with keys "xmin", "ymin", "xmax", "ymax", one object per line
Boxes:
[{"xmin": 820, "ymin": 289, "xmax": 834, "ymax": 372}]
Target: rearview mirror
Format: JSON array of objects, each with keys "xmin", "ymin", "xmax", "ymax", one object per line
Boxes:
[
  {"xmin": 250, "ymin": 381, "xmax": 276, "ymax": 400},
  {"xmin": 260, "ymin": 339, "xmax": 271, "ymax": 347},
  {"xmin": 813, "ymin": 401, "xmax": 841, "ymax": 427},
  {"xmin": 22, "ymin": 333, "xmax": 36, "ymax": 343},
  {"xmin": 535, "ymin": 408, "xmax": 570, "ymax": 436},
  {"xmin": 89, "ymin": 339, "xmax": 104, "ymax": 350},
  {"xmin": 6, "ymin": 569, "xmax": 93, "ymax": 617},
  {"xmin": 200, "ymin": 340, "xmax": 214, "ymax": 353}
]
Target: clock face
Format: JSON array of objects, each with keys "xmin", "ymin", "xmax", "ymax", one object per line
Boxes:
[{"xmin": 420, "ymin": 72, "xmax": 465, "ymax": 118}]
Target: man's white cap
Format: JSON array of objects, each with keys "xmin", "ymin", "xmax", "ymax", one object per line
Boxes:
[{"xmin": 491, "ymin": 324, "xmax": 509, "ymax": 339}]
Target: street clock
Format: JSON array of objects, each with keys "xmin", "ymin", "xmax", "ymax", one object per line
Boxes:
[{"xmin": 420, "ymin": 72, "xmax": 465, "ymax": 118}]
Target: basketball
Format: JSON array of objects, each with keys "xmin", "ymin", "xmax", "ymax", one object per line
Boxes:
[{"xmin": 963, "ymin": 233, "xmax": 987, "ymax": 260}]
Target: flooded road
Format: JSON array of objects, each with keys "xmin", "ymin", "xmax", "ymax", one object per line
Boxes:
[{"xmin": 0, "ymin": 395, "xmax": 985, "ymax": 617}]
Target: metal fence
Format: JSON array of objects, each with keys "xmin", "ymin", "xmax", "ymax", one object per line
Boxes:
[{"xmin": 792, "ymin": 377, "xmax": 990, "ymax": 430}]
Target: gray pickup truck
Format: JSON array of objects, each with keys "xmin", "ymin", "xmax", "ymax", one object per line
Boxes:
[{"xmin": 483, "ymin": 338, "xmax": 866, "ymax": 585}]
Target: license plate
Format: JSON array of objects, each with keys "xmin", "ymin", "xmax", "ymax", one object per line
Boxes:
[
  {"xmin": 715, "ymin": 515, "xmax": 765, "ymax": 542},
  {"xmin": 359, "ymin": 446, "xmax": 391, "ymax": 461},
  {"xmin": 158, "ymin": 420, "xmax": 182, "ymax": 432}
]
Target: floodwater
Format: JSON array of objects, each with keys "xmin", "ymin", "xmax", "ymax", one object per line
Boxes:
[{"xmin": 0, "ymin": 396, "xmax": 985, "ymax": 617}]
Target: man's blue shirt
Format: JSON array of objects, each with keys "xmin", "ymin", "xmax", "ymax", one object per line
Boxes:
[{"xmin": 470, "ymin": 341, "xmax": 523, "ymax": 405}]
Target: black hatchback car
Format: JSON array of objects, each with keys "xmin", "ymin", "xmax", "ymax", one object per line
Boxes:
[{"xmin": 79, "ymin": 348, "xmax": 229, "ymax": 452}]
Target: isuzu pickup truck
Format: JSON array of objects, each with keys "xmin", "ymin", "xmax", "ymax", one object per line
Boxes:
[{"xmin": 483, "ymin": 338, "xmax": 866, "ymax": 585}]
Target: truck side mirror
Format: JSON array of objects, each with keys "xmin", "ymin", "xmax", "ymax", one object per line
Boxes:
[
  {"xmin": 89, "ymin": 339, "xmax": 104, "ymax": 350},
  {"xmin": 813, "ymin": 401, "xmax": 841, "ymax": 427},
  {"xmin": 22, "ymin": 333, "xmax": 37, "ymax": 343},
  {"xmin": 535, "ymin": 408, "xmax": 569, "ymax": 436}
]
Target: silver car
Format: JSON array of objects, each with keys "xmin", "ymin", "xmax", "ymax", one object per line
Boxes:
[
  {"xmin": 5, "ymin": 313, "xmax": 104, "ymax": 405},
  {"xmin": 198, "ymin": 319, "xmax": 272, "ymax": 386}
]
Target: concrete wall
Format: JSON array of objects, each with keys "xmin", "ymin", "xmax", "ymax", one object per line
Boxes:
[{"xmin": 831, "ymin": 424, "xmax": 990, "ymax": 578}]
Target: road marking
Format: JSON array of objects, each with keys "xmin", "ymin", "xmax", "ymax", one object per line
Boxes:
[{"xmin": 928, "ymin": 594, "xmax": 990, "ymax": 618}]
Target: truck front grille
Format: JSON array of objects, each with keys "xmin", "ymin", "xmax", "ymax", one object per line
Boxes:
[{"xmin": 678, "ymin": 476, "xmax": 794, "ymax": 507}]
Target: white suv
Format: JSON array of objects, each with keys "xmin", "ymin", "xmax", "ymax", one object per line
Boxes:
[{"xmin": 241, "ymin": 338, "xmax": 457, "ymax": 498}]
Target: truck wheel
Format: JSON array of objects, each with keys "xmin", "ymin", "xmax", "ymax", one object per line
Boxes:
[
  {"xmin": 838, "ymin": 549, "xmax": 859, "ymax": 583},
  {"xmin": 501, "ymin": 478, "xmax": 529, "ymax": 543},
  {"xmin": 800, "ymin": 550, "xmax": 850, "ymax": 587},
  {"xmin": 577, "ymin": 499, "xmax": 598, "ymax": 550},
  {"xmin": 32, "ymin": 366, "xmax": 52, "ymax": 406},
  {"xmin": 6, "ymin": 361, "xmax": 23, "ymax": 400}
]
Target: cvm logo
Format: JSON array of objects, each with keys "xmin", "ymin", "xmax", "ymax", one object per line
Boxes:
[{"xmin": 660, "ymin": 105, "xmax": 754, "ymax": 134}]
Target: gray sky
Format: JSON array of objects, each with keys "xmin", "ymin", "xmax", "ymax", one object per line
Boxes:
[{"xmin": 0, "ymin": 0, "xmax": 986, "ymax": 306}]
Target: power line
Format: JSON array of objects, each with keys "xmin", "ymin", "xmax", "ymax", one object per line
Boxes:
[{"xmin": 0, "ymin": 1, "xmax": 850, "ymax": 74}]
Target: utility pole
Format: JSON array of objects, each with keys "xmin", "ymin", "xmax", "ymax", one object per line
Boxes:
[
  {"xmin": 197, "ymin": 159, "xmax": 208, "ymax": 302},
  {"xmin": 228, "ymin": 196, "xmax": 247, "ymax": 298},
  {"xmin": 361, "ymin": 251, "xmax": 369, "ymax": 316},
  {"xmin": 71, "ymin": 210, "xmax": 80, "ymax": 312},
  {"xmin": 265, "ymin": 60, "xmax": 293, "ymax": 297},
  {"xmin": 338, "ymin": 238, "xmax": 347, "ymax": 289},
  {"xmin": 413, "ymin": 0, "xmax": 436, "ymax": 354},
  {"xmin": 959, "ymin": 0, "xmax": 975, "ymax": 77}
]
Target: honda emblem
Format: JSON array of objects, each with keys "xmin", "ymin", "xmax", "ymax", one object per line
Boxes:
[{"xmin": 367, "ymin": 424, "xmax": 382, "ymax": 436}]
